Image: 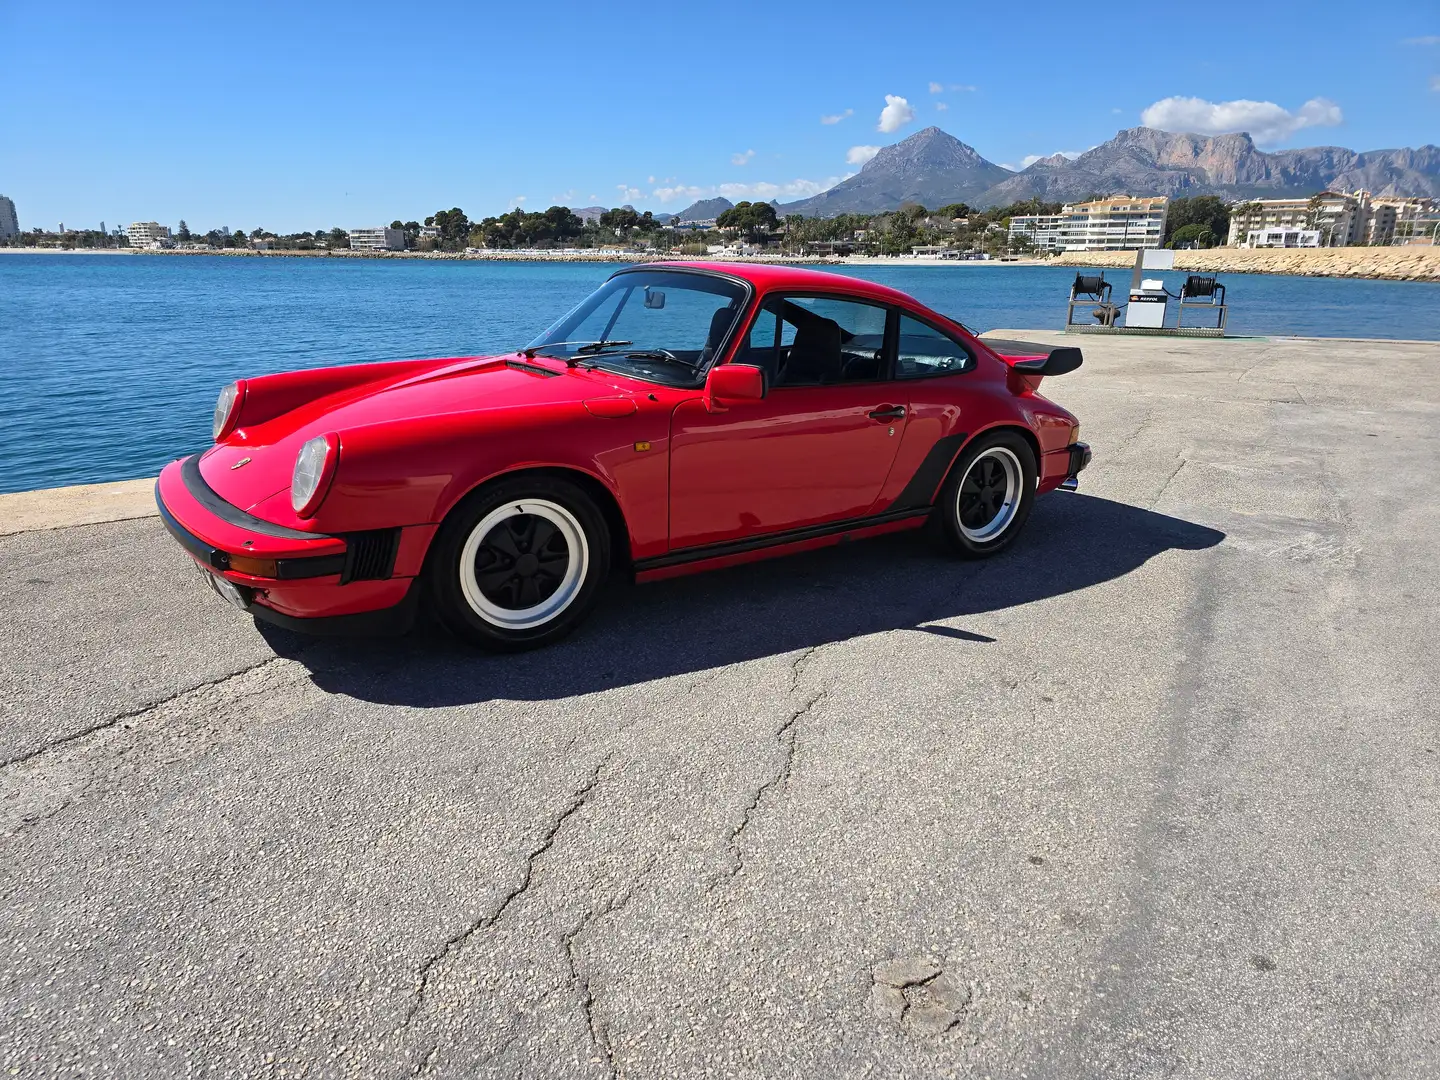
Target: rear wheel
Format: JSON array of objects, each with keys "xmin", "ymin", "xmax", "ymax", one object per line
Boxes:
[
  {"xmin": 428, "ymin": 476, "xmax": 610, "ymax": 650},
  {"xmin": 935, "ymin": 432, "xmax": 1036, "ymax": 558}
]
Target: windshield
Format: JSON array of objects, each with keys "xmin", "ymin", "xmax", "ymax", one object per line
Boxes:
[{"xmin": 525, "ymin": 270, "xmax": 748, "ymax": 385}]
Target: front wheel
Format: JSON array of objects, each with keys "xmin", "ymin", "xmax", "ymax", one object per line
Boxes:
[
  {"xmin": 935, "ymin": 432, "xmax": 1037, "ymax": 558},
  {"xmin": 427, "ymin": 476, "xmax": 611, "ymax": 651}
]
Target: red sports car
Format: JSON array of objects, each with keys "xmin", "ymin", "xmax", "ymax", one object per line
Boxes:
[{"xmin": 156, "ymin": 263, "xmax": 1090, "ymax": 650}]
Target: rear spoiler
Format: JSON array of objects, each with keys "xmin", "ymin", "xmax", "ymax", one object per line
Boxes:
[{"xmin": 982, "ymin": 338, "xmax": 1084, "ymax": 378}]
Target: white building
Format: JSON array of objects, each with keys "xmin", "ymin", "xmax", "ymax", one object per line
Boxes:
[
  {"xmin": 1007, "ymin": 213, "xmax": 1066, "ymax": 252},
  {"xmin": 349, "ymin": 227, "xmax": 405, "ymax": 251},
  {"xmin": 0, "ymin": 195, "xmax": 19, "ymax": 240},
  {"xmin": 1227, "ymin": 192, "xmax": 1367, "ymax": 247},
  {"xmin": 1009, "ymin": 195, "xmax": 1168, "ymax": 252},
  {"xmin": 349, "ymin": 227, "xmax": 406, "ymax": 251},
  {"xmin": 1246, "ymin": 227, "xmax": 1321, "ymax": 248},
  {"xmin": 1369, "ymin": 196, "xmax": 1438, "ymax": 245},
  {"xmin": 126, "ymin": 221, "xmax": 172, "ymax": 249}
]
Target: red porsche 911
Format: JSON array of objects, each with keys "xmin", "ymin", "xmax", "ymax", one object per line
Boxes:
[{"xmin": 156, "ymin": 262, "xmax": 1090, "ymax": 650}]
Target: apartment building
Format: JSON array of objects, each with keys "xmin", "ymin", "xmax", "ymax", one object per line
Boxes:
[
  {"xmin": 126, "ymin": 222, "xmax": 172, "ymax": 248},
  {"xmin": 1369, "ymin": 196, "xmax": 1437, "ymax": 245},
  {"xmin": 0, "ymin": 195, "xmax": 18, "ymax": 240},
  {"xmin": 1009, "ymin": 195, "xmax": 1169, "ymax": 252},
  {"xmin": 349, "ymin": 227, "xmax": 406, "ymax": 251},
  {"xmin": 1227, "ymin": 192, "xmax": 1371, "ymax": 247}
]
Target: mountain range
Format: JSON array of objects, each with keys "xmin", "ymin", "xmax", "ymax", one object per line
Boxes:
[{"xmin": 767, "ymin": 126, "xmax": 1440, "ymax": 217}]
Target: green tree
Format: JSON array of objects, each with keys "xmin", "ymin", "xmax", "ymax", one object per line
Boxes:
[
  {"xmin": 1163, "ymin": 196, "xmax": 1230, "ymax": 246},
  {"xmin": 431, "ymin": 208, "xmax": 470, "ymax": 250},
  {"xmin": 328, "ymin": 227, "xmax": 349, "ymax": 249},
  {"xmin": 177, "ymin": 220, "xmax": 192, "ymax": 242},
  {"xmin": 390, "ymin": 220, "xmax": 404, "ymax": 229},
  {"xmin": 1169, "ymin": 223, "xmax": 1217, "ymax": 249}
]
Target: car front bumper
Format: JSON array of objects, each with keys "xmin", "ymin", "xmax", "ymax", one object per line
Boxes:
[{"xmin": 155, "ymin": 454, "xmax": 425, "ymax": 635}]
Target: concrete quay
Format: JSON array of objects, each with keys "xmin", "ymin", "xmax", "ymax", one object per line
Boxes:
[{"xmin": 1, "ymin": 333, "xmax": 1438, "ymax": 1079}]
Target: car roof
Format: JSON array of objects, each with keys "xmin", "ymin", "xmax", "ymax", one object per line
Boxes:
[{"xmin": 626, "ymin": 261, "xmax": 919, "ymax": 308}]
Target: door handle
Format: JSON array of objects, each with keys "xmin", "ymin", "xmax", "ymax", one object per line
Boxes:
[{"xmin": 868, "ymin": 406, "xmax": 906, "ymax": 421}]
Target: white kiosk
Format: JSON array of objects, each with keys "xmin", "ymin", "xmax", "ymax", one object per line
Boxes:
[{"xmin": 1126, "ymin": 248, "xmax": 1174, "ymax": 329}]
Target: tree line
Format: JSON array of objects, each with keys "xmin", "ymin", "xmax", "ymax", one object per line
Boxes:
[{"xmin": 2, "ymin": 194, "xmax": 1239, "ymax": 254}]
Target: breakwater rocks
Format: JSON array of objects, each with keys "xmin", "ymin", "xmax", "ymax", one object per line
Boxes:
[{"xmin": 1053, "ymin": 246, "xmax": 1440, "ymax": 283}]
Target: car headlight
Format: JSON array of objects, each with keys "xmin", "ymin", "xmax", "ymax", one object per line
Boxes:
[
  {"xmin": 291, "ymin": 433, "xmax": 339, "ymax": 517},
  {"xmin": 212, "ymin": 380, "xmax": 245, "ymax": 441}
]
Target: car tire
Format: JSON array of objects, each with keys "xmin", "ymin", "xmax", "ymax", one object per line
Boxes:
[
  {"xmin": 934, "ymin": 431, "xmax": 1037, "ymax": 558},
  {"xmin": 427, "ymin": 475, "xmax": 611, "ymax": 651}
]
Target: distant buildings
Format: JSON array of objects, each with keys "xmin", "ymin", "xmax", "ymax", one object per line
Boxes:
[
  {"xmin": 1227, "ymin": 191, "xmax": 1438, "ymax": 247},
  {"xmin": 126, "ymin": 221, "xmax": 172, "ymax": 248},
  {"xmin": 0, "ymin": 196, "xmax": 17, "ymax": 240},
  {"xmin": 1009, "ymin": 195, "xmax": 1169, "ymax": 252},
  {"xmin": 349, "ymin": 227, "xmax": 406, "ymax": 251}
]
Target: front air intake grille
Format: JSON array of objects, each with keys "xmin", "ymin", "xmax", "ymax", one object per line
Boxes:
[{"xmin": 340, "ymin": 528, "xmax": 401, "ymax": 584}]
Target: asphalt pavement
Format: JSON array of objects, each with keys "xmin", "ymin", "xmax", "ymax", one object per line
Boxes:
[{"xmin": 2, "ymin": 332, "xmax": 1437, "ymax": 1079}]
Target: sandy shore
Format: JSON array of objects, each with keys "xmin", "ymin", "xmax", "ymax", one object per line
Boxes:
[{"xmin": 6, "ymin": 245, "xmax": 1436, "ymax": 280}]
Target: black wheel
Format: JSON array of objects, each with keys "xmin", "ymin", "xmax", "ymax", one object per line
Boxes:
[
  {"xmin": 426, "ymin": 476, "xmax": 611, "ymax": 651},
  {"xmin": 935, "ymin": 431, "xmax": 1037, "ymax": 558}
]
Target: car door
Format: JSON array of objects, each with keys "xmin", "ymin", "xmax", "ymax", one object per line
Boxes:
[{"xmin": 667, "ymin": 293, "xmax": 908, "ymax": 551}]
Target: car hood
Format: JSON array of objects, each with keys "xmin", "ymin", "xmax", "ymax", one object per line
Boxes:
[{"xmin": 199, "ymin": 355, "xmax": 635, "ymax": 513}]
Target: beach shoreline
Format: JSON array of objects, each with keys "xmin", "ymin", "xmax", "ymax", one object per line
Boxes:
[{"xmin": 3, "ymin": 245, "xmax": 1435, "ymax": 281}]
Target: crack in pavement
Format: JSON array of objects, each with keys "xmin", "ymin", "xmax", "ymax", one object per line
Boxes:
[
  {"xmin": 0, "ymin": 657, "xmax": 288, "ymax": 772},
  {"xmin": 714, "ymin": 688, "xmax": 826, "ymax": 886},
  {"xmin": 1151, "ymin": 458, "xmax": 1188, "ymax": 509},
  {"xmin": 561, "ymin": 857, "xmax": 659, "ymax": 1079},
  {"xmin": 400, "ymin": 754, "xmax": 612, "ymax": 1037}
]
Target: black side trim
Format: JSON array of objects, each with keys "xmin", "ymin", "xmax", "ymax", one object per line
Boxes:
[
  {"xmin": 340, "ymin": 528, "xmax": 400, "ymax": 584},
  {"xmin": 1068, "ymin": 441, "xmax": 1092, "ymax": 476},
  {"xmin": 634, "ymin": 506, "xmax": 930, "ymax": 572},
  {"xmin": 181, "ymin": 454, "xmax": 330, "ymax": 541},
  {"xmin": 888, "ymin": 432, "xmax": 969, "ymax": 512},
  {"xmin": 250, "ymin": 581, "xmax": 419, "ymax": 638},
  {"xmin": 156, "ymin": 482, "xmax": 346, "ymax": 580}
]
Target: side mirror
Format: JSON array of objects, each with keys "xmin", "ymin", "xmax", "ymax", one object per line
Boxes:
[
  {"xmin": 704, "ymin": 363, "xmax": 767, "ymax": 412},
  {"xmin": 643, "ymin": 288, "xmax": 666, "ymax": 309}
]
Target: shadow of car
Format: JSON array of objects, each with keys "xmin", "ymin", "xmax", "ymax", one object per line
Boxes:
[{"xmin": 258, "ymin": 493, "xmax": 1224, "ymax": 707}]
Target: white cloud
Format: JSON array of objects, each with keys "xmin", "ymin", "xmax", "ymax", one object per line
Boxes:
[
  {"xmin": 877, "ymin": 94, "xmax": 915, "ymax": 133},
  {"xmin": 928, "ymin": 81, "xmax": 944, "ymax": 94},
  {"xmin": 935, "ymin": 101, "xmax": 949, "ymax": 111},
  {"xmin": 1432, "ymin": 74, "xmax": 1440, "ymax": 91},
  {"xmin": 1112, "ymin": 107, "xmax": 1123, "ymax": 114},
  {"xmin": 587, "ymin": 194, "xmax": 598, "ymax": 202},
  {"xmin": 847, "ymin": 145, "xmax": 881, "ymax": 165},
  {"xmin": 650, "ymin": 183, "xmax": 706, "ymax": 203},
  {"xmin": 647, "ymin": 175, "xmax": 655, "ymax": 183},
  {"xmin": 616, "ymin": 184, "xmax": 643, "ymax": 202},
  {"xmin": 1139, "ymin": 95, "xmax": 1343, "ymax": 145},
  {"xmin": 821, "ymin": 108, "xmax": 853, "ymax": 125},
  {"xmin": 1403, "ymin": 35, "xmax": 1440, "ymax": 45},
  {"xmin": 509, "ymin": 196, "xmax": 527, "ymax": 207},
  {"xmin": 949, "ymin": 84, "xmax": 977, "ymax": 92},
  {"xmin": 731, "ymin": 149, "xmax": 756, "ymax": 166}
]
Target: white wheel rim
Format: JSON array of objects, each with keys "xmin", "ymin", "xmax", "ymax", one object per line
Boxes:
[
  {"xmin": 957, "ymin": 447, "xmax": 1023, "ymax": 543},
  {"xmin": 458, "ymin": 499, "xmax": 589, "ymax": 630}
]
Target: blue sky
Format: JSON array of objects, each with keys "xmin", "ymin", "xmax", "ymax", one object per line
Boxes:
[{"xmin": 2, "ymin": 0, "xmax": 1435, "ymax": 234}]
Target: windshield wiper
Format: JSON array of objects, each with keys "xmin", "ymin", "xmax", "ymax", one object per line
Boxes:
[{"xmin": 521, "ymin": 339, "xmax": 633, "ymax": 366}]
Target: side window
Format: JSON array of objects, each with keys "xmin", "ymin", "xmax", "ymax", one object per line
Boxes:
[
  {"xmin": 770, "ymin": 295, "xmax": 888, "ymax": 387},
  {"xmin": 895, "ymin": 314, "xmax": 973, "ymax": 379}
]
